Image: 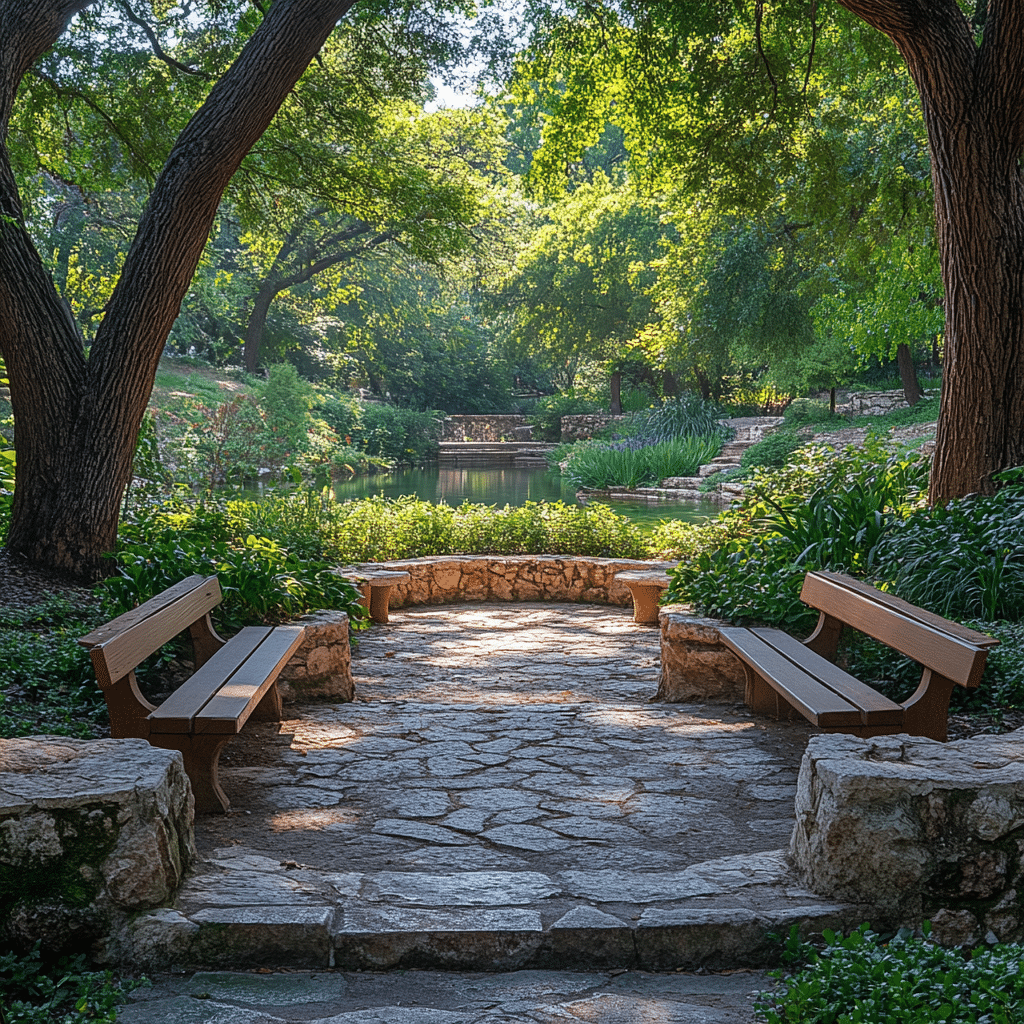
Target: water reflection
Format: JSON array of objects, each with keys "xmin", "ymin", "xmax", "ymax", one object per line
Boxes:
[{"xmin": 329, "ymin": 464, "xmax": 718, "ymax": 531}]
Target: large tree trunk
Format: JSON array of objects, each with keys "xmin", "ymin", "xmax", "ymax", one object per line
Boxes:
[
  {"xmin": 837, "ymin": 0, "xmax": 1024, "ymax": 504},
  {"xmin": 0, "ymin": 0, "xmax": 355, "ymax": 578}
]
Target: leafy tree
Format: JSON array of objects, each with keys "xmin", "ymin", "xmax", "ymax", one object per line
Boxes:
[
  {"xmin": 0, "ymin": 0, "xmax": 473, "ymax": 577},
  {"xmin": 494, "ymin": 173, "xmax": 667, "ymax": 397}
]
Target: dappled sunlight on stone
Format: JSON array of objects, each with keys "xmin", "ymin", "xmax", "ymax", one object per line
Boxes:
[{"xmin": 269, "ymin": 808, "xmax": 361, "ymax": 832}]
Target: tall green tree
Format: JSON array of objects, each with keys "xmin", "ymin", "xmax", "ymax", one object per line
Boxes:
[
  {"xmin": 495, "ymin": 173, "xmax": 666, "ymax": 395},
  {"xmin": 515, "ymin": 0, "xmax": 1024, "ymax": 503}
]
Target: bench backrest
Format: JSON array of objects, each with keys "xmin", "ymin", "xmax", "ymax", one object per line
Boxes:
[
  {"xmin": 800, "ymin": 571, "xmax": 990, "ymax": 689},
  {"xmin": 79, "ymin": 574, "xmax": 222, "ymax": 688}
]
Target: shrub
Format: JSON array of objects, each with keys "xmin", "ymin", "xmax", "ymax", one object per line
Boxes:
[
  {"xmin": 259, "ymin": 362, "xmax": 314, "ymax": 453},
  {"xmin": 871, "ymin": 474, "xmax": 1024, "ymax": 622},
  {"xmin": 782, "ymin": 397, "xmax": 839, "ymax": 427},
  {"xmin": 359, "ymin": 403, "xmax": 442, "ymax": 463},
  {"xmin": 739, "ymin": 429, "xmax": 805, "ymax": 472},
  {"xmin": 110, "ymin": 501, "xmax": 366, "ymax": 632},
  {"xmin": 757, "ymin": 924, "xmax": 1024, "ymax": 1024},
  {"xmin": 628, "ymin": 393, "xmax": 729, "ymax": 441},
  {"xmin": 664, "ymin": 439, "xmax": 929, "ymax": 628},
  {"xmin": 562, "ymin": 435, "xmax": 723, "ymax": 490}
]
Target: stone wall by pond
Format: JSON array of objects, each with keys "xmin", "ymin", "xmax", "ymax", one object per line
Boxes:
[
  {"xmin": 559, "ymin": 414, "xmax": 628, "ymax": 441},
  {"xmin": 0, "ymin": 737, "xmax": 194, "ymax": 960},
  {"xmin": 441, "ymin": 415, "xmax": 528, "ymax": 442},
  {"xmin": 657, "ymin": 606, "xmax": 746, "ymax": 703},
  {"xmin": 349, "ymin": 555, "xmax": 676, "ymax": 608},
  {"xmin": 792, "ymin": 731, "xmax": 1024, "ymax": 945}
]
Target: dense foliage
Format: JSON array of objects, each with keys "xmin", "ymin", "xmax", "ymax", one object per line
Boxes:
[
  {"xmin": 758, "ymin": 925, "xmax": 1024, "ymax": 1024},
  {"xmin": 0, "ymin": 943, "xmax": 145, "ymax": 1024},
  {"xmin": 151, "ymin": 491, "xmax": 649, "ymax": 564}
]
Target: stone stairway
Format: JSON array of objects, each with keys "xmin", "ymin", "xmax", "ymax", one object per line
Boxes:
[
  {"xmin": 124, "ymin": 603, "xmax": 865, "ymax": 974},
  {"xmin": 652, "ymin": 417, "xmax": 785, "ymax": 501}
]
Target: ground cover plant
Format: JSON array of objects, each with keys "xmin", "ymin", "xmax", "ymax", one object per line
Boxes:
[
  {"xmin": 757, "ymin": 924, "xmax": 1024, "ymax": 1024},
  {"xmin": 0, "ymin": 942, "xmax": 146, "ymax": 1024},
  {"xmin": 0, "ymin": 596, "xmax": 107, "ymax": 740}
]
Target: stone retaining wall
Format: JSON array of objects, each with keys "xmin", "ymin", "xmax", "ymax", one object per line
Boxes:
[
  {"xmin": 559, "ymin": 414, "xmax": 628, "ymax": 441},
  {"xmin": 657, "ymin": 606, "xmax": 745, "ymax": 703},
  {"xmin": 350, "ymin": 556, "xmax": 676, "ymax": 608},
  {"xmin": 0, "ymin": 737, "xmax": 194, "ymax": 959},
  {"xmin": 441, "ymin": 415, "xmax": 528, "ymax": 442},
  {"xmin": 792, "ymin": 731, "xmax": 1024, "ymax": 945},
  {"xmin": 840, "ymin": 390, "xmax": 934, "ymax": 417}
]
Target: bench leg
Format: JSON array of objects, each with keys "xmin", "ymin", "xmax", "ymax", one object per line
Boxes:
[
  {"xmin": 250, "ymin": 680, "xmax": 283, "ymax": 722},
  {"xmin": 150, "ymin": 734, "xmax": 233, "ymax": 813},
  {"xmin": 367, "ymin": 583, "xmax": 396, "ymax": 624},
  {"xmin": 625, "ymin": 583, "xmax": 661, "ymax": 625},
  {"xmin": 901, "ymin": 670, "xmax": 955, "ymax": 742}
]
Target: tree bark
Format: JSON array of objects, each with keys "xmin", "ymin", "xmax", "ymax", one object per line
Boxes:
[
  {"xmin": 609, "ymin": 370, "xmax": 622, "ymax": 414},
  {"xmin": 0, "ymin": 0, "xmax": 356, "ymax": 577},
  {"xmin": 836, "ymin": 0, "xmax": 1024, "ymax": 503},
  {"xmin": 896, "ymin": 342, "xmax": 924, "ymax": 406}
]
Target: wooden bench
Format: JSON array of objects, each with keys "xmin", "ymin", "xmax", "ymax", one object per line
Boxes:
[
  {"xmin": 614, "ymin": 570, "xmax": 672, "ymax": 625},
  {"xmin": 718, "ymin": 570, "xmax": 998, "ymax": 741},
  {"xmin": 79, "ymin": 575, "xmax": 306, "ymax": 813}
]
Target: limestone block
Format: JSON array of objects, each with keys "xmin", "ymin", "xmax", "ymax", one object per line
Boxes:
[
  {"xmin": 657, "ymin": 607, "xmax": 746, "ymax": 703},
  {"xmin": 277, "ymin": 610, "xmax": 353, "ymax": 702},
  {"xmin": 0, "ymin": 736, "xmax": 195, "ymax": 950},
  {"xmin": 791, "ymin": 731, "xmax": 1024, "ymax": 940}
]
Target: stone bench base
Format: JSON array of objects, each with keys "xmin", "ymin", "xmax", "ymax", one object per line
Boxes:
[
  {"xmin": 657, "ymin": 605, "xmax": 745, "ymax": 703},
  {"xmin": 792, "ymin": 730, "xmax": 1024, "ymax": 946}
]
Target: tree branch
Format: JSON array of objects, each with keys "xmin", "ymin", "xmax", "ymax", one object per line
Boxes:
[{"xmin": 117, "ymin": 1, "xmax": 213, "ymax": 79}]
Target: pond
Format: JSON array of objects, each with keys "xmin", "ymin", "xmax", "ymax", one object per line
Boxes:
[{"xmin": 328, "ymin": 463, "xmax": 720, "ymax": 531}]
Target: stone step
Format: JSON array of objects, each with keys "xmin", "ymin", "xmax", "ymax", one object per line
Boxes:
[
  {"xmin": 129, "ymin": 849, "xmax": 864, "ymax": 972},
  {"xmin": 699, "ymin": 463, "xmax": 741, "ymax": 477}
]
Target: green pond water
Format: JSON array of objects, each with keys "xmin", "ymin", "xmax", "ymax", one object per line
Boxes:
[{"xmin": 329, "ymin": 463, "xmax": 719, "ymax": 531}]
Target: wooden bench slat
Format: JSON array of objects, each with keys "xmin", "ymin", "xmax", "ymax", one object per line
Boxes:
[
  {"xmin": 195, "ymin": 626, "xmax": 306, "ymax": 734},
  {"xmin": 751, "ymin": 627, "xmax": 904, "ymax": 725},
  {"xmin": 811, "ymin": 571, "xmax": 999, "ymax": 649},
  {"xmin": 719, "ymin": 627, "xmax": 865, "ymax": 727},
  {"xmin": 79, "ymin": 575, "xmax": 213, "ymax": 649},
  {"xmin": 86, "ymin": 577, "xmax": 223, "ymax": 686},
  {"xmin": 800, "ymin": 573, "xmax": 987, "ymax": 688},
  {"xmin": 148, "ymin": 627, "xmax": 272, "ymax": 732}
]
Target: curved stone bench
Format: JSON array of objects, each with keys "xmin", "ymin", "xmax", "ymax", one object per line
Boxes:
[{"xmin": 343, "ymin": 555, "xmax": 676, "ymax": 611}]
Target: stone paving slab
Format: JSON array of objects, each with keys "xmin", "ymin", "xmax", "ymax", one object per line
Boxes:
[
  {"xmin": 119, "ymin": 967, "xmax": 775, "ymax": 1023},
  {"xmin": 128, "ymin": 604, "xmax": 869, "ymax": 973}
]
